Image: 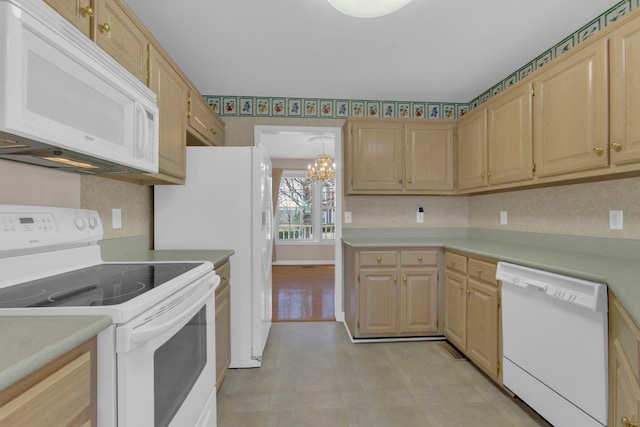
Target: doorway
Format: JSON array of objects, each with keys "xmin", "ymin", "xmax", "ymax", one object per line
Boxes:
[{"xmin": 255, "ymin": 125, "xmax": 344, "ymax": 322}]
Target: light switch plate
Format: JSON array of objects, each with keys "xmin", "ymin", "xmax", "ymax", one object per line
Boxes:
[
  {"xmin": 609, "ymin": 210, "xmax": 623, "ymax": 230},
  {"xmin": 500, "ymin": 211, "xmax": 508, "ymax": 225},
  {"xmin": 112, "ymin": 208, "xmax": 122, "ymax": 230},
  {"xmin": 344, "ymin": 211, "xmax": 352, "ymax": 224}
]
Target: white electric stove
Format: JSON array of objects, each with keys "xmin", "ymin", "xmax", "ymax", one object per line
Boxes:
[{"xmin": 0, "ymin": 204, "xmax": 219, "ymax": 427}]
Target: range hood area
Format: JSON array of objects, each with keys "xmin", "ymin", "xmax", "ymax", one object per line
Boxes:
[{"xmin": 0, "ymin": 0, "xmax": 159, "ymax": 175}]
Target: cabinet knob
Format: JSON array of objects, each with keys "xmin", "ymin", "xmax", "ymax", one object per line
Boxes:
[
  {"xmin": 221, "ymin": 275, "xmax": 227, "ymax": 281},
  {"xmin": 376, "ymin": 256, "xmax": 382, "ymax": 263},
  {"xmin": 80, "ymin": 6, "xmax": 94, "ymax": 17},
  {"xmin": 476, "ymin": 268, "xmax": 482, "ymax": 275},
  {"xmin": 407, "ymin": 179, "xmax": 412, "ymax": 184},
  {"xmin": 99, "ymin": 23, "xmax": 111, "ymax": 33},
  {"xmin": 451, "ymin": 260, "xmax": 456, "ymax": 267},
  {"xmin": 466, "ymin": 290, "xmax": 471, "ymax": 295},
  {"xmin": 611, "ymin": 142, "xmax": 622, "ymax": 152},
  {"xmin": 403, "ymin": 277, "xmax": 407, "ymax": 282},
  {"xmin": 622, "ymin": 417, "xmax": 638, "ymax": 427},
  {"xmin": 393, "ymin": 277, "xmax": 397, "ymax": 282},
  {"xmin": 210, "ymin": 128, "xmax": 217, "ymax": 135},
  {"xmin": 417, "ymin": 256, "xmax": 423, "ymax": 262},
  {"xmin": 458, "ymin": 285, "xmax": 464, "ymax": 291},
  {"xmin": 480, "ymin": 172, "xmax": 485, "ymax": 179},
  {"xmin": 592, "ymin": 147, "xmax": 604, "ymax": 156},
  {"xmin": 399, "ymin": 179, "xmax": 403, "ymax": 184}
]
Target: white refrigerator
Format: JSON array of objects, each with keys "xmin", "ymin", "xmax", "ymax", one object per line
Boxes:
[{"xmin": 154, "ymin": 145, "xmax": 273, "ymax": 368}]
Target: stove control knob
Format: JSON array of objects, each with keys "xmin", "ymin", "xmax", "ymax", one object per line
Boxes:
[
  {"xmin": 88, "ymin": 216, "xmax": 99, "ymax": 229},
  {"xmin": 75, "ymin": 216, "xmax": 88, "ymax": 230}
]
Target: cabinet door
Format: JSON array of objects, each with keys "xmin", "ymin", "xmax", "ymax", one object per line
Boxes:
[
  {"xmin": 457, "ymin": 108, "xmax": 488, "ymax": 190},
  {"xmin": 444, "ymin": 269, "xmax": 467, "ymax": 349},
  {"xmin": 487, "ymin": 82, "xmax": 533, "ymax": 185},
  {"xmin": 215, "ymin": 276, "xmax": 231, "ymax": 390},
  {"xmin": 466, "ymin": 278, "xmax": 500, "ymax": 381},
  {"xmin": 405, "ymin": 122, "xmax": 455, "ymax": 191},
  {"xmin": 149, "ymin": 46, "xmax": 188, "ymax": 181},
  {"xmin": 399, "ymin": 267, "xmax": 438, "ymax": 335},
  {"xmin": 358, "ymin": 268, "xmax": 398, "ymax": 337},
  {"xmin": 44, "ymin": 0, "xmax": 93, "ymax": 37},
  {"xmin": 348, "ymin": 121, "xmax": 404, "ymax": 192},
  {"xmin": 95, "ymin": 0, "xmax": 149, "ymax": 83},
  {"xmin": 610, "ymin": 341, "xmax": 640, "ymax": 427},
  {"xmin": 533, "ymin": 39, "xmax": 609, "ymax": 178},
  {"xmin": 610, "ymin": 16, "xmax": 640, "ymax": 166},
  {"xmin": 188, "ymin": 92, "xmax": 225, "ymax": 146}
]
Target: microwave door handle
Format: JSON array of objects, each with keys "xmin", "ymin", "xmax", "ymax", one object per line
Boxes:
[
  {"xmin": 128, "ymin": 286, "xmax": 215, "ymax": 345},
  {"xmin": 134, "ymin": 102, "xmax": 148, "ymax": 156}
]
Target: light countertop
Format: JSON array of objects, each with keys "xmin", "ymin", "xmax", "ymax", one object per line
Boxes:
[
  {"xmin": 0, "ymin": 316, "xmax": 111, "ymax": 391},
  {"xmin": 343, "ymin": 229, "xmax": 640, "ymax": 327}
]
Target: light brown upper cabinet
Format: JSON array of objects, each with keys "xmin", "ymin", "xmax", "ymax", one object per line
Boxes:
[
  {"xmin": 456, "ymin": 108, "xmax": 487, "ymax": 191},
  {"xmin": 44, "ymin": 0, "xmax": 94, "ymax": 37},
  {"xmin": 94, "ymin": 0, "xmax": 149, "ymax": 84},
  {"xmin": 147, "ymin": 45, "xmax": 189, "ymax": 184},
  {"xmin": 487, "ymin": 82, "xmax": 534, "ymax": 186},
  {"xmin": 610, "ymin": 15, "xmax": 640, "ymax": 166},
  {"xmin": 187, "ymin": 91, "xmax": 226, "ymax": 147},
  {"xmin": 533, "ymin": 38, "xmax": 609, "ymax": 178},
  {"xmin": 346, "ymin": 118, "xmax": 454, "ymax": 194}
]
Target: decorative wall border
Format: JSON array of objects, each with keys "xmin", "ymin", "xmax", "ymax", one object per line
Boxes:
[
  {"xmin": 203, "ymin": 96, "xmax": 468, "ymax": 120},
  {"xmin": 468, "ymin": 0, "xmax": 637, "ymax": 109},
  {"xmin": 204, "ymin": 0, "xmax": 635, "ymax": 119}
]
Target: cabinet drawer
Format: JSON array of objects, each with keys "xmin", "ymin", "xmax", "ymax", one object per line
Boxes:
[
  {"xmin": 216, "ymin": 261, "xmax": 231, "ymax": 287},
  {"xmin": 400, "ymin": 250, "xmax": 437, "ymax": 266},
  {"xmin": 445, "ymin": 252, "xmax": 467, "ymax": 273},
  {"xmin": 468, "ymin": 258, "xmax": 497, "ymax": 285},
  {"xmin": 359, "ymin": 251, "xmax": 397, "ymax": 267}
]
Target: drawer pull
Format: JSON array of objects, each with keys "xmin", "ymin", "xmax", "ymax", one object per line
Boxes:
[
  {"xmin": 376, "ymin": 256, "xmax": 382, "ymax": 263},
  {"xmin": 417, "ymin": 256, "xmax": 423, "ymax": 262}
]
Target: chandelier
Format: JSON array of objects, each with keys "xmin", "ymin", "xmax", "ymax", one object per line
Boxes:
[
  {"xmin": 307, "ymin": 153, "xmax": 335, "ymax": 182},
  {"xmin": 328, "ymin": 0, "xmax": 412, "ymax": 18}
]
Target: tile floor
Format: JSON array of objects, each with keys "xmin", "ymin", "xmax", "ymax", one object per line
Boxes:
[{"xmin": 216, "ymin": 322, "xmax": 551, "ymax": 427}]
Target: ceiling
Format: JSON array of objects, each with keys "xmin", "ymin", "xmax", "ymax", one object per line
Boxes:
[{"xmin": 125, "ymin": 0, "xmax": 619, "ymax": 103}]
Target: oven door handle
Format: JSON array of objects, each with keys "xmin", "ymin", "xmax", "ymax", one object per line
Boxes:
[
  {"xmin": 132, "ymin": 286, "xmax": 215, "ymax": 344},
  {"xmin": 116, "ymin": 279, "xmax": 217, "ymax": 353}
]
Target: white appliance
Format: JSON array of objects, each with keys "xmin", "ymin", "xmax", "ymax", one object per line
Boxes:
[
  {"xmin": 0, "ymin": 205, "xmax": 219, "ymax": 427},
  {"xmin": 497, "ymin": 262, "xmax": 608, "ymax": 427},
  {"xmin": 0, "ymin": 0, "xmax": 159, "ymax": 175},
  {"xmin": 155, "ymin": 145, "xmax": 274, "ymax": 368}
]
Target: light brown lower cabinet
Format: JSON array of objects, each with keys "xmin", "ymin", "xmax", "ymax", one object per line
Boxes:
[
  {"xmin": 215, "ymin": 261, "xmax": 231, "ymax": 390},
  {"xmin": 0, "ymin": 337, "xmax": 97, "ymax": 427},
  {"xmin": 444, "ymin": 251, "xmax": 502, "ymax": 384},
  {"xmin": 609, "ymin": 291, "xmax": 640, "ymax": 427},
  {"xmin": 344, "ymin": 247, "xmax": 439, "ymax": 338}
]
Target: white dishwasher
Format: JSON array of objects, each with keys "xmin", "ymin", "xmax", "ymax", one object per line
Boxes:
[{"xmin": 496, "ymin": 262, "xmax": 608, "ymax": 427}]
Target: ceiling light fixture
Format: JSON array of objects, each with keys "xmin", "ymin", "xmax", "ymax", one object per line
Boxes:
[{"xmin": 328, "ymin": 0, "xmax": 412, "ymax": 18}]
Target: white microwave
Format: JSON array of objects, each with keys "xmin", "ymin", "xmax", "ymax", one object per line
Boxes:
[{"xmin": 0, "ymin": 0, "xmax": 159, "ymax": 175}]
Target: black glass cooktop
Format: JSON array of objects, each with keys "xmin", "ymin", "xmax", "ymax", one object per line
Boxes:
[{"xmin": 0, "ymin": 263, "xmax": 202, "ymax": 308}]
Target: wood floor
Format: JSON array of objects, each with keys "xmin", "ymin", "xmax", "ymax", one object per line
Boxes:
[{"xmin": 272, "ymin": 265, "xmax": 335, "ymax": 322}]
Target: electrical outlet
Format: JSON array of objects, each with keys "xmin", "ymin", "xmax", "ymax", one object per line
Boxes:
[
  {"xmin": 417, "ymin": 207, "xmax": 424, "ymax": 223},
  {"xmin": 609, "ymin": 210, "xmax": 623, "ymax": 230},
  {"xmin": 112, "ymin": 208, "xmax": 122, "ymax": 230},
  {"xmin": 500, "ymin": 211, "xmax": 508, "ymax": 225},
  {"xmin": 344, "ymin": 211, "xmax": 352, "ymax": 224}
]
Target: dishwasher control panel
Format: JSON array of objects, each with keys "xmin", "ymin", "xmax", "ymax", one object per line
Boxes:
[{"xmin": 496, "ymin": 262, "xmax": 607, "ymax": 312}]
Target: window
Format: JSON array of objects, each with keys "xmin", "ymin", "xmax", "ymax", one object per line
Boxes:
[{"xmin": 276, "ymin": 170, "xmax": 335, "ymax": 242}]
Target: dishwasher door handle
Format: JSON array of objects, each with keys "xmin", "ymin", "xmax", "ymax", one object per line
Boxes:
[{"xmin": 525, "ymin": 281, "xmax": 547, "ymax": 292}]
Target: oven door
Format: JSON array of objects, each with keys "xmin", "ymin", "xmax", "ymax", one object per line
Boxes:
[{"xmin": 116, "ymin": 271, "xmax": 218, "ymax": 427}]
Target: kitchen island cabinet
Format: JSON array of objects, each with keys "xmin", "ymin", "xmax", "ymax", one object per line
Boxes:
[
  {"xmin": 444, "ymin": 250, "xmax": 501, "ymax": 384},
  {"xmin": 609, "ymin": 291, "xmax": 640, "ymax": 427},
  {"xmin": 344, "ymin": 246, "xmax": 439, "ymax": 338}
]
